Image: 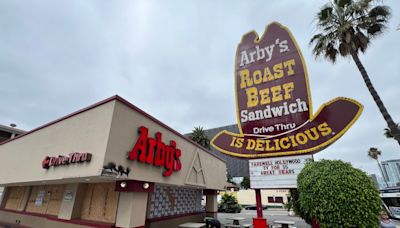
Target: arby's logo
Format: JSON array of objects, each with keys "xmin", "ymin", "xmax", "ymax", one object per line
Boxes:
[
  {"xmin": 42, "ymin": 152, "xmax": 92, "ymax": 169},
  {"xmin": 128, "ymin": 126, "xmax": 182, "ymax": 177},
  {"xmin": 211, "ymin": 22, "xmax": 363, "ymax": 158}
]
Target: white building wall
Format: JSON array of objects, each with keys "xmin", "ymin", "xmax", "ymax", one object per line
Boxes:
[
  {"xmin": 233, "ymin": 189, "xmax": 289, "ymax": 206},
  {"xmin": 0, "ymin": 101, "xmax": 116, "ymax": 186}
]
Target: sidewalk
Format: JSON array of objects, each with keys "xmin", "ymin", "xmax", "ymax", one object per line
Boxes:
[{"xmin": 0, "ymin": 221, "xmax": 28, "ymax": 228}]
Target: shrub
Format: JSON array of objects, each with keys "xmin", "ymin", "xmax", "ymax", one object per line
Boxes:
[
  {"xmin": 290, "ymin": 188, "xmax": 312, "ymax": 224},
  {"xmin": 297, "ymin": 160, "xmax": 381, "ymax": 227},
  {"xmin": 218, "ymin": 193, "xmax": 242, "ymax": 213}
]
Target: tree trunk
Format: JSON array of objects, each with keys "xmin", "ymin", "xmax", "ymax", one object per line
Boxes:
[{"xmin": 351, "ymin": 53, "xmax": 400, "ymax": 145}]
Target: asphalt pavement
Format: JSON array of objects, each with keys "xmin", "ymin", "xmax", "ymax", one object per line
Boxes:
[
  {"xmin": 218, "ymin": 209, "xmax": 310, "ymax": 228},
  {"xmin": 218, "ymin": 209, "xmax": 400, "ymax": 228}
]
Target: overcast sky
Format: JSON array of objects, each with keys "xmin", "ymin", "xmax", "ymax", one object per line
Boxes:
[{"xmin": 1, "ymin": 0, "xmax": 399, "ymax": 177}]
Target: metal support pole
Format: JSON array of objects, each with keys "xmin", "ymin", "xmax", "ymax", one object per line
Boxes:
[{"xmin": 255, "ymin": 189, "xmax": 263, "ymax": 218}]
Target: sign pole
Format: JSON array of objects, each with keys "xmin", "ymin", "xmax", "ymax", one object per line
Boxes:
[
  {"xmin": 255, "ymin": 189, "xmax": 263, "ymax": 218},
  {"xmin": 253, "ymin": 188, "xmax": 268, "ymax": 228}
]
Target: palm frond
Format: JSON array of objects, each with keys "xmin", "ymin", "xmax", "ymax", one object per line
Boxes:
[
  {"xmin": 190, "ymin": 126, "xmax": 210, "ymax": 149},
  {"xmin": 310, "ymin": 34, "xmax": 323, "ymax": 44},
  {"xmin": 384, "ymin": 123, "xmax": 400, "ymax": 139},
  {"xmin": 368, "ymin": 147, "xmax": 381, "ymax": 160},
  {"xmin": 339, "ymin": 42, "xmax": 351, "ymax": 56},
  {"xmin": 354, "ymin": 31, "xmax": 369, "ymax": 52},
  {"xmin": 384, "ymin": 128, "xmax": 393, "ymax": 138},
  {"xmin": 367, "ymin": 23, "xmax": 384, "ymax": 36},
  {"xmin": 369, "ymin": 5, "xmax": 390, "ymax": 18},
  {"xmin": 311, "ymin": 0, "xmax": 391, "ymax": 60},
  {"xmin": 318, "ymin": 6, "xmax": 333, "ymax": 22},
  {"xmin": 325, "ymin": 43, "xmax": 338, "ymax": 62},
  {"xmin": 336, "ymin": 0, "xmax": 352, "ymax": 8}
]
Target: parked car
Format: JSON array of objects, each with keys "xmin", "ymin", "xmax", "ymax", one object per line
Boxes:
[{"xmin": 243, "ymin": 205, "xmax": 268, "ymax": 210}]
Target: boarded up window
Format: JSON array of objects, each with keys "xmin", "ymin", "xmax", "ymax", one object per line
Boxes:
[
  {"xmin": 4, "ymin": 186, "xmax": 29, "ymax": 211},
  {"xmin": 46, "ymin": 185, "xmax": 65, "ymax": 216},
  {"xmin": 25, "ymin": 185, "xmax": 65, "ymax": 216},
  {"xmin": 80, "ymin": 182, "xmax": 118, "ymax": 223}
]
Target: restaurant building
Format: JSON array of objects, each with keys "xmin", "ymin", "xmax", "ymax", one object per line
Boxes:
[{"xmin": 0, "ymin": 95, "xmax": 226, "ymax": 228}]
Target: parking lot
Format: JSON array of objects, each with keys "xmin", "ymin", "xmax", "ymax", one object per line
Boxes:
[
  {"xmin": 218, "ymin": 209, "xmax": 400, "ymax": 228},
  {"xmin": 218, "ymin": 209, "xmax": 311, "ymax": 228}
]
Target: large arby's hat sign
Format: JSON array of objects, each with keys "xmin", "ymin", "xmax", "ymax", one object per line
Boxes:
[{"xmin": 211, "ymin": 22, "xmax": 363, "ymax": 158}]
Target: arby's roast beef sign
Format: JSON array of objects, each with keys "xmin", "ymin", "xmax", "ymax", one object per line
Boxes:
[{"xmin": 211, "ymin": 22, "xmax": 363, "ymax": 158}]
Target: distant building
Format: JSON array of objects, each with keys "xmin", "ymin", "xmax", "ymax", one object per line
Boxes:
[
  {"xmin": 370, "ymin": 174, "xmax": 387, "ymax": 189},
  {"xmin": 370, "ymin": 174, "xmax": 380, "ymax": 188},
  {"xmin": 0, "ymin": 124, "xmax": 25, "ymax": 203},
  {"xmin": 220, "ymin": 189, "xmax": 289, "ymax": 207},
  {"xmin": 0, "ymin": 124, "xmax": 25, "ymax": 142},
  {"xmin": 381, "ymin": 159, "xmax": 400, "ymax": 187}
]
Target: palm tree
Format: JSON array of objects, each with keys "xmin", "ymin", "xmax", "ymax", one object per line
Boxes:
[
  {"xmin": 189, "ymin": 126, "xmax": 210, "ymax": 149},
  {"xmin": 384, "ymin": 123, "xmax": 399, "ymax": 139},
  {"xmin": 310, "ymin": 0, "xmax": 400, "ymax": 145},
  {"xmin": 368, "ymin": 147, "xmax": 388, "ymax": 187}
]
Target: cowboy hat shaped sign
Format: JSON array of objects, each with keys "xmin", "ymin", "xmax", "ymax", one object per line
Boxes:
[{"xmin": 211, "ymin": 22, "xmax": 363, "ymax": 158}]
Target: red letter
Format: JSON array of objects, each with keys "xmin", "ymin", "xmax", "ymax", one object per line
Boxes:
[
  {"xmin": 42, "ymin": 156, "xmax": 50, "ymax": 169},
  {"xmin": 163, "ymin": 141, "xmax": 176, "ymax": 176},
  {"xmin": 174, "ymin": 148, "xmax": 182, "ymax": 171},
  {"xmin": 129, "ymin": 126, "xmax": 148, "ymax": 161},
  {"xmin": 154, "ymin": 132, "xmax": 165, "ymax": 166},
  {"xmin": 147, "ymin": 137, "xmax": 156, "ymax": 164}
]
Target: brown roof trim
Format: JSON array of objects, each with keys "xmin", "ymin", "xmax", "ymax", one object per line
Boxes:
[{"xmin": 0, "ymin": 95, "xmax": 225, "ymax": 163}]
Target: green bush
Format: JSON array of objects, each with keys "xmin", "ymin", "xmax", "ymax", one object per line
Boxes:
[
  {"xmin": 291, "ymin": 188, "xmax": 312, "ymax": 224},
  {"xmin": 218, "ymin": 193, "xmax": 242, "ymax": 213},
  {"xmin": 297, "ymin": 160, "xmax": 381, "ymax": 227}
]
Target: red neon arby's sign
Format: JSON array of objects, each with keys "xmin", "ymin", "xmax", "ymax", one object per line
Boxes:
[
  {"xmin": 42, "ymin": 152, "xmax": 92, "ymax": 169},
  {"xmin": 128, "ymin": 126, "xmax": 182, "ymax": 177}
]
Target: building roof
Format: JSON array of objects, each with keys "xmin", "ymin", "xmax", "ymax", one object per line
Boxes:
[
  {"xmin": 382, "ymin": 159, "xmax": 400, "ymax": 164},
  {"xmin": 0, "ymin": 124, "xmax": 26, "ymax": 142},
  {"xmin": 0, "ymin": 95, "xmax": 224, "ymax": 163},
  {"xmin": 0, "ymin": 124, "xmax": 26, "ymax": 135}
]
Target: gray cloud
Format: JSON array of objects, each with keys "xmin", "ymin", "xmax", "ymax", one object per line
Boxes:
[{"xmin": 1, "ymin": 0, "xmax": 399, "ymax": 177}]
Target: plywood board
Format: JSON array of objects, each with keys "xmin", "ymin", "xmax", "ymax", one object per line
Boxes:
[
  {"xmin": 25, "ymin": 186, "xmax": 48, "ymax": 214},
  {"xmin": 4, "ymin": 186, "xmax": 26, "ymax": 210},
  {"xmin": 79, "ymin": 182, "xmax": 118, "ymax": 223},
  {"xmin": 45, "ymin": 184, "xmax": 65, "ymax": 216}
]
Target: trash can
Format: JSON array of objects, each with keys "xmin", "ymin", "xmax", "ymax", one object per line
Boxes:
[{"xmin": 253, "ymin": 217, "xmax": 267, "ymax": 228}]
